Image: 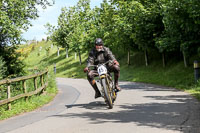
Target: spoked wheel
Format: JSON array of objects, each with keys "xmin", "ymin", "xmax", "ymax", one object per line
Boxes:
[
  {"xmin": 107, "ymin": 75, "xmax": 116, "ymax": 103},
  {"xmin": 101, "ymin": 78, "xmax": 113, "ymax": 109}
]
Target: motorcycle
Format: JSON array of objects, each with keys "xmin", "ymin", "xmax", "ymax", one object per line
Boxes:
[{"xmin": 88, "ymin": 61, "xmax": 117, "ymax": 109}]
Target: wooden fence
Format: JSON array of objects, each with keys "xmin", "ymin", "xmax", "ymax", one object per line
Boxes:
[{"xmin": 0, "ymin": 70, "xmax": 48, "ymax": 110}]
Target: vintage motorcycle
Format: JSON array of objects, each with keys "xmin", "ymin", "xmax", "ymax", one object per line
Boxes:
[{"xmin": 88, "ymin": 61, "xmax": 117, "ymax": 109}]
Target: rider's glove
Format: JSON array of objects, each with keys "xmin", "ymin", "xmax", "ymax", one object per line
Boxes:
[
  {"xmin": 84, "ymin": 67, "xmax": 89, "ymax": 73},
  {"xmin": 113, "ymin": 60, "xmax": 119, "ymax": 66}
]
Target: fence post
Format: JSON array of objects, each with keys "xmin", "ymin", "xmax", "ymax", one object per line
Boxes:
[
  {"xmin": 23, "ymin": 80, "xmax": 28, "ymax": 101},
  {"xmin": 194, "ymin": 60, "xmax": 200, "ymax": 83},
  {"xmin": 7, "ymin": 84, "xmax": 11, "ymax": 110},
  {"xmin": 40, "ymin": 75, "xmax": 44, "ymax": 93},
  {"xmin": 34, "ymin": 77, "xmax": 37, "ymax": 90},
  {"xmin": 54, "ymin": 64, "xmax": 56, "ymax": 74},
  {"xmin": 45, "ymin": 71, "xmax": 48, "ymax": 91}
]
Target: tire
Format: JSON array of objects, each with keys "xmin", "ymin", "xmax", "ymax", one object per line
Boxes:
[
  {"xmin": 101, "ymin": 78, "xmax": 113, "ymax": 109},
  {"xmin": 107, "ymin": 75, "xmax": 116, "ymax": 103}
]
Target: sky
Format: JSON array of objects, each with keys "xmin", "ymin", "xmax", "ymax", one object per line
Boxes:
[{"xmin": 22, "ymin": 0, "xmax": 103, "ymax": 41}]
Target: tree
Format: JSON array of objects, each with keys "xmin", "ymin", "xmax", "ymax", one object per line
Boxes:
[
  {"xmin": 109, "ymin": 0, "xmax": 134, "ymax": 65},
  {"xmin": 0, "ymin": 0, "xmax": 54, "ymax": 77},
  {"xmin": 46, "ymin": 0, "xmax": 200, "ymax": 68},
  {"xmin": 111, "ymin": 0, "xmax": 164, "ymax": 66},
  {"xmin": 0, "ymin": 0, "xmax": 54, "ymax": 45},
  {"xmin": 128, "ymin": 0, "xmax": 162, "ymax": 66},
  {"xmin": 157, "ymin": 0, "xmax": 200, "ymax": 67},
  {"xmin": 46, "ymin": 0, "xmax": 93, "ymax": 64}
]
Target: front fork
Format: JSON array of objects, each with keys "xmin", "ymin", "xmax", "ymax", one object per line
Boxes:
[
  {"xmin": 99, "ymin": 74, "xmax": 106, "ymax": 97},
  {"xmin": 99, "ymin": 74, "xmax": 114, "ymax": 98},
  {"xmin": 106, "ymin": 74, "xmax": 117, "ymax": 100}
]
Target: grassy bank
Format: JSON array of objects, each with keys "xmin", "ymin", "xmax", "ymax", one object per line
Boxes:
[
  {"xmin": 48, "ymin": 43, "xmax": 199, "ymax": 100},
  {"xmin": 117, "ymin": 51, "xmax": 200, "ymax": 100},
  {"xmin": 18, "ymin": 41, "xmax": 200, "ymax": 100},
  {"xmin": 53, "ymin": 48, "xmax": 195, "ymax": 89},
  {"xmin": 0, "ymin": 41, "xmax": 57, "ymax": 121}
]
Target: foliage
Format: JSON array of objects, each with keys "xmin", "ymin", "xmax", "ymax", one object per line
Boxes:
[
  {"xmin": 157, "ymin": 0, "xmax": 200, "ymax": 55},
  {"xmin": 44, "ymin": 41, "xmax": 195, "ymax": 91},
  {"xmin": 16, "ymin": 43, "xmax": 37, "ymax": 60},
  {"xmin": 0, "ymin": 45, "xmax": 25, "ymax": 77},
  {"xmin": 0, "ymin": 41, "xmax": 57, "ymax": 121},
  {"xmin": 45, "ymin": 0, "xmax": 200, "ymax": 67},
  {"xmin": 0, "ymin": 0, "xmax": 54, "ymax": 45},
  {"xmin": 46, "ymin": 0, "xmax": 99, "ymax": 50},
  {"xmin": 0, "ymin": 0, "xmax": 54, "ymax": 78},
  {"xmin": 0, "ymin": 56, "xmax": 6, "ymax": 79}
]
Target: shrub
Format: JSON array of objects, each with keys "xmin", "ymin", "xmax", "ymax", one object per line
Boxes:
[
  {"xmin": 0, "ymin": 56, "xmax": 6, "ymax": 80},
  {"xmin": 0, "ymin": 46, "xmax": 25, "ymax": 78}
]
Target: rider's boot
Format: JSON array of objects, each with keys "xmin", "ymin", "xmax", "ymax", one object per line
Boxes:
[
  {"xmin": 114, "ymin": 73, "xmax": 121, "ymax": 92},
  {"xmin": 90, "ymin": 80, "xmax": 101, "ymax": 99}
]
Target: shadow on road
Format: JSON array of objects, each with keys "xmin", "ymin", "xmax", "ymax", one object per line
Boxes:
[
  {"xmin": 66, "ymin": 101, "xmax": 108, "ymax": 110},
  {"xmin": 53, "ymin": 82, "xmax": 200, "ymax": 133},
  {"xmin": 120, "ymin": 82, "xmax": 179, "ymax": 92}
]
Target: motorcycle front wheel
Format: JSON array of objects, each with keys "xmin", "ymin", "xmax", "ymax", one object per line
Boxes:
[{"xmin": 101, "ymin": 78, "xmax": 113, "ymax": 109}]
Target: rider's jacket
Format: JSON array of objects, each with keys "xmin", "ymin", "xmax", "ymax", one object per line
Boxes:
[{"xmin": 87, "ymin": 46, "xmax": 116, "ymax": 67}]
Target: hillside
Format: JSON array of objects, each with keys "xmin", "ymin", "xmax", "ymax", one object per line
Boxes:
[{"xmin": 21, "ymin": 41, "xmax": 200, "ymax": 100}]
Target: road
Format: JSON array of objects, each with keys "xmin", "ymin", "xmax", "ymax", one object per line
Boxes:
[{"xmin": 0, "ymin": 78, "xmax": 200, "ymax": 133}]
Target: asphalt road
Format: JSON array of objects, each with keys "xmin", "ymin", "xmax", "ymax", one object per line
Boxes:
[{"xmin": 0, "ymin": 78, "xmax": 200, "ymax": 133}]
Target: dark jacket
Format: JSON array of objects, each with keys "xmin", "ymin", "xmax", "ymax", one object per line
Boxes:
[{"xmin": 87, "ymin": 46, "xmax": 116, "ymax": 67}]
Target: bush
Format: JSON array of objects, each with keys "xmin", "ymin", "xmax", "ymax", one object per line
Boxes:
[
  {"xmin": 0, "ymin": 46, "xmax": 25, "ymax": 77},
  {"xmin": 0, "ymin": 56, "xmax": 6, "ymax": 80}
]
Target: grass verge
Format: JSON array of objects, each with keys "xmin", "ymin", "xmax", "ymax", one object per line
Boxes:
[
  {"xmin": 0, "ymin": 41, "xmax": 57, "ymax": 121},
  {"xmin": 52, "ymin": 46, "xmax": 199, "ymax": 101}
]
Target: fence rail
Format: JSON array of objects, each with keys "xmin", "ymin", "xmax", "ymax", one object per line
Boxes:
[{"xmin": 0, "ymin": 70, "xmax": 48, "ymax": 110}]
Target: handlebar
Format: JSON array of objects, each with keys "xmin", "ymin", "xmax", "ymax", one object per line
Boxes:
[{"xmin": 87, "ymin": 60, "xmax": 112, "ymax": 68}]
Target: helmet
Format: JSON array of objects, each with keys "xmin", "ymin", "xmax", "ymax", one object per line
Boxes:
[{"xmin": 95, "ymin": 38, "xmax": 103, "ymax": 45}]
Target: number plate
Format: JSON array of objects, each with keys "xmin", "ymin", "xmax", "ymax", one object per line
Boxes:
[{"xmin": 97, "ymin": 65, "xmax": 107, "ymax": 75}]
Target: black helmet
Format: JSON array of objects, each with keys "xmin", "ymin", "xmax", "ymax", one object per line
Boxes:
[{"xmin": 95, "ymin": 38, "xmax": 103, "ymax": 45}]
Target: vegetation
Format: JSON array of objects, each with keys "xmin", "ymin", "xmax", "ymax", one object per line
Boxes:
[
  {"xmin": 48, "ymin": 44, "xmax": 194, "ymax": 89},
  {"xmin": 30, "ymin": 41, "xmax": 198, "ymax": 100},
  {"xmin": 0, "ymin": 41, "xmax": 57, "ymax": 121},
  {"xmin": 0, "ymin": 57, "xmax": 6, "ymax": 80},
  {"xmin": 1, "ymin": 0, "xmax": 200, "ymax": 120},
  {"xmin": 46, "ymin": 0, "xmax": 200, "ymax": 68},
  {"xmin": 44, "ymin": 0, "xmax": 200, "ymax": 98},
  {"xmin": 0, "ymin": 0, "xmax": 54, "ymax": 78},
  {"xmin": 0, "ymin": 0, "xmax": 57, "ymax": 120},
  {"xmin": 0, "ymin": 40, "xmax": 198, "ymax": 120}
]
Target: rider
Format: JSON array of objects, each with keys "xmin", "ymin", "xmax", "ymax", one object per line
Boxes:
[{"xmin": 84, "ymin": 38, "xmax": 121, "ymax": 99}]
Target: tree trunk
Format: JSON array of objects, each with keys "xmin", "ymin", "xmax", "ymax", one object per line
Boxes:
[
  {"xmin": 162, "ymin": 52, "xmax": 166, "ymax": 67},
  {"xmin": 78, "ymin": 51, "xmax": 82, "ymax": 65},
  {"xmin": 127, "ymin": 49, "xmax": 130, "ymax": 65},
  {"xmin": 144, "ymin": 50, "xmax": 149, "ymax": 66},
  {"xmin": 124, "ymin": 43, "xmax": 126, "ymax": 53},
  {"xmin": 66, "ymin": 47, "xmax": 68, "ymax": 58},
  {"xmin": 183, "ymin": 51, "xmax": 188, "ymax": 68},
  {"xmin": 75, "ymin": 53, "xmax": 77, "ymax": 60},
  {"xmin": 57, "ymin": 47, "xmax": 60, "ymax": 56}
]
